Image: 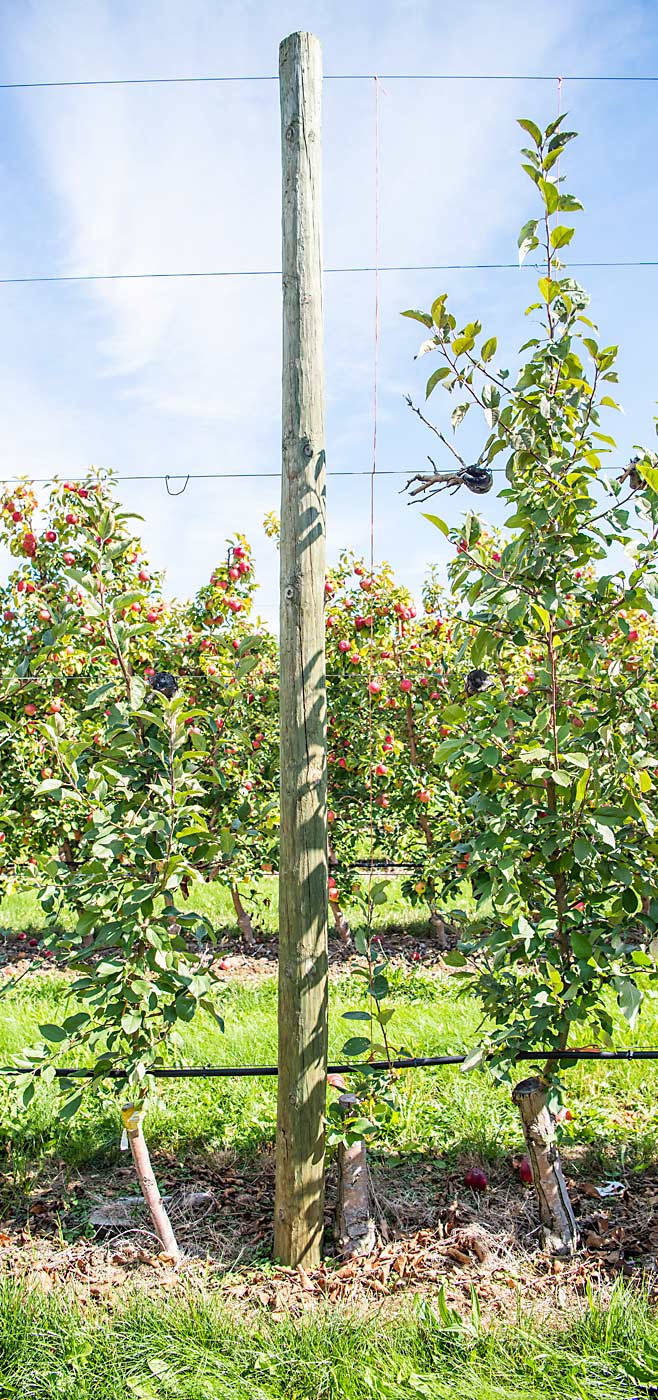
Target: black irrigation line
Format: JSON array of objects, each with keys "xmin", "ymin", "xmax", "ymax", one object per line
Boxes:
[{"xmin": 1, "ymin": 1049, "xmax": 658, "ymax": 1079}]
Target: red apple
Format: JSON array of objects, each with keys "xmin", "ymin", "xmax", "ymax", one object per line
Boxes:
[
  {"xmin": 24, "ymin": 703, "xmax": 37, "ymax": 717},
  {"xmin": 464, "ymin": 1167, "xmax": 488, "ymax": 1192}
]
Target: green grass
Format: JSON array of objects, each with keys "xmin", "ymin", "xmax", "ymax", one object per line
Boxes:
[
  {"xmin": 0, "ymin": 962, "xmax": 657, "ymax": 1186},
  {"xmin": 0, "ymin": 1278, "xmax": 657, "ymax": 1398},
  {"xmin": 0, "ymin": 876, "xmax": 424, "ymax": 943}
]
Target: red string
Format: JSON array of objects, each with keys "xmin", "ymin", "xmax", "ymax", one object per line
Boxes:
[{"xmin": 367, "ymin": 75, "xmax": 381, "ymax": 948}]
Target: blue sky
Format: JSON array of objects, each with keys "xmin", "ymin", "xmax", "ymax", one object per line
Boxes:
[{"xmin": 0, "ymin": 0, "xmax": 656, "ymax": 629}]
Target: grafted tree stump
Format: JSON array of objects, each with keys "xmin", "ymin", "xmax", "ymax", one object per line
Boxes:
[
  {"xmin": 428, "ymin": 907, "xmax": 448, "ymax": 949},
  {"xmin": 331, "ymin": 900, "xmax": 352, "ymax": 947},
  {"xmin": 512, "ymin": 1076, "xmax": 578, "ymax": 1258},
  {"xmin": 335, "ymin": 1094, "xmax": 376, "ymax": 1258},
  {"xmin": 231, "ymin": 885, "xmax": 255, "ymax": 949},
  {"xmin": 121, "ymin": 1105, "xmax": 180, "ymax": 1260}
]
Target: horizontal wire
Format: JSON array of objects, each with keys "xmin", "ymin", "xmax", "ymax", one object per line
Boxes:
[
  {"xmin": 0, "ymin": 260, "xmax": 655, "ymax": 286},
  {"xmin": 0, "ymin": 1048, "xmax": 656, "ymax": 1078},
  {"xmin": 0, "ymin": 465, "xmax": 626, "ymax": 485},
  {"xmin": 0, "ymin": 74, "xmax": 656, "ymax": 91}
]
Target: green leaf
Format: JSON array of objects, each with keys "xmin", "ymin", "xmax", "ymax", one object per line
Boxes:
[
  {"xmin": 550, "ymin": 225, "xmax": 574, "ymax": 250},
  {"xmin": 35, "ymin": 778, "xmax": 63, "ymax": 799},
  {"xmin": 431, "ymin": 294, "xmax": 448, "ymax": 328},
  {"xmin": 538, "ymin": 276, "xmax": 559, "ymax": 303},
  {"xmin": 518, "ymin": 219, "xmax": 539, "ymax": 265},
  {"xmin": 441, "ymin": 704, "xmax": 466, "ymax": 723},
  {"xmin": 538, "ymin": 179, "xmax": 559, "ymax": 213},
  {"xmin": 637, "ymin": 460, "xmax": 658, "ymax": 494},
  {"xmin": 422, "ymin": 512, "xmax": 449, "ymax": 537},
  {"xmin": 517, "ymin": 117, "xmax": 542, "ymax": 146},
  {"xmin": 342, "ymin": 1036, "xmax": 371, "ymax": 1057},
  {"xmin": 130, "ymin": 676, "xmax": 147, "ymax": 710},
  {"xmin": 442, "ymin": 950, "xmax": 466, "ymax": 967},
  {"xmin": 571, "ymin": 930, "xmax": 593, "ymax": 961},
  {"xmin": 616, "ymin": 978, "xmax": 642, "ymax": 1030},
  {"xmin": 59, "ymin": 1093, "xmax": 84, "ymax": 1121},
  {"xmin": 531, "ymin": 603, "xmax": 551, "ymax": 632},
  {"xmin": 575, "ymin": 770, "xmax": 591, "ymax": 805},
  {"xmin": 401, "ymin": 309, "xmax": 433, "ymax": 328},
  {"xmin": 425, "ymin": 367, "xmax": 451, "ymax": 398},
  {"xmin": 121, "ymin": 1011, "xmax": 143, "ymax": 1035},
  {"xmin": 451, "ymin": 402, "xmax": 470, "ymax": 431},
  {"xmin": 481, "ymin": 337, "xmax": 497, "ymax": 363},
  {"xmin": 552, "ymin": 770, "xmax": 572, "ymax": 788},
  {"xmin": 564, "ymin": 752, "xmax": 589, "ymax": 770},
  {"xmin": 39, "ymin": 1023, "xmax": 68, "ymax": 1043}
]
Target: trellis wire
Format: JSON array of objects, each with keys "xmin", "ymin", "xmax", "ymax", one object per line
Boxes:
[
  {"xmin": 0, "ymin": 260, "xmax": 654, "ymax": 285},
  {"xmin": 0, "ymin": 73, "xmax": 657, "ymax": 90}
]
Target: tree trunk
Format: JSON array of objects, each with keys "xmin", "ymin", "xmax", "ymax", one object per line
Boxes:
[
  {"xmin": 512, "ymin": 1076, "xmax": 578, "ymax": 1258},
  {"xmin": 428, "ymin": 906, "xmax": 448, "ymax": 949},
  {"xmin": 331, "ymin": 899, "xmax": 352, "ymax": 947},
  {"xmin": 230, "ymin": 885, "xmax": 255, "ymax": 949},
  {"xmin": 121, "ymin": 1105, "xmax": 180, "ymax": 1260},
  {"xmin": 335, "ymin": 1094, "xmax": 376, "ymax": 1258}
]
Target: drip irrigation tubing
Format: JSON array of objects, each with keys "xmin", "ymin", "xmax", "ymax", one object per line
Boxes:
[{"xmin": 2, "ymin": 1049, "xmax": 658, "ymax": 1079}]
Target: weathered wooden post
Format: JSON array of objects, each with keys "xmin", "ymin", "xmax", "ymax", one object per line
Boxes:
[{"xmin": 274, "ymin": 30, "xmax": 328, "ymax": 1268}]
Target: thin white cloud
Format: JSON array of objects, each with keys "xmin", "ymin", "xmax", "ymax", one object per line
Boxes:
[{"xmin": 0, "ymin": 0, "xmax": 653, "ymax": 615}]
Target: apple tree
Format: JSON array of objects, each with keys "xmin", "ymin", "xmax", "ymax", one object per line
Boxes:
[{"xmin": 403, "ymin": 115, "xmax": 658, "ymax": 1255}]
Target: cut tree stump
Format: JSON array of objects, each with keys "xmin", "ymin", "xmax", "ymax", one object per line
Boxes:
[
  {"xmin": 335, "ymin": 1094, "xmax": 376, "ymax": 1258},
  {"xmin": 512, "ymin": 1075, "xmax": 578, "ymax": 1258}
]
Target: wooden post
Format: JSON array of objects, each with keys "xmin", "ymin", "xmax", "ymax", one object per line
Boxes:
[{"xmin": 274, "ymin": 30, "xmax": 328, "ymax": 1268}]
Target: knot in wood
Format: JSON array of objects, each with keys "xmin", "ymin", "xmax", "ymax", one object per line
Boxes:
[
  {"xmin": 285, "ymin": 121, "xmax": 297, "ymax": 142},
  {"xmin": 302, "ymin": 441, "xmax": 314, "ymax": 459}
]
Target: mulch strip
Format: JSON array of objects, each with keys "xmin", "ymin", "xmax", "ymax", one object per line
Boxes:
[{"xmin": 1, "ymin": 1148, "xmax": 657, "ymax": 1321}]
